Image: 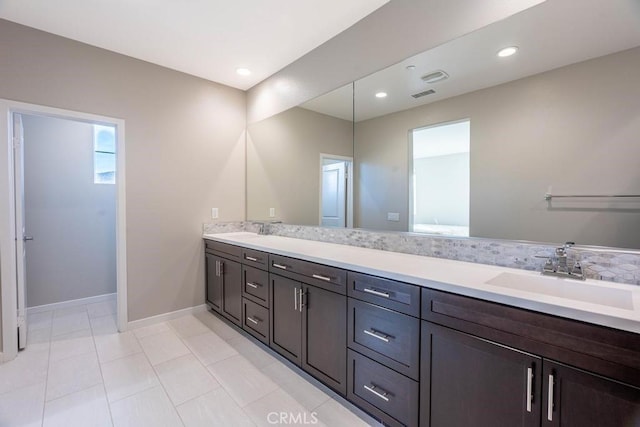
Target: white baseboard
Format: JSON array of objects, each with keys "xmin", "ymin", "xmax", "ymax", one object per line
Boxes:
[
  {"xmin": 127, "ymin": 304, "xmax": 207, "ymax": 331},
  {"xmin": 27, "ymin": 293, "xmax": 117, "ymax": 314},
  {"xmin": 0, "ymin": 352, "xmax": 4, "ymax": 363}
]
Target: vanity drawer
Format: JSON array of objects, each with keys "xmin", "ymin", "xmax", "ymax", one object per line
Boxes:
[
  {"xmin": 269, "ymin": 254, "xmax": 346, "ymax": 294},
  {"xmin": 205, "ymin": 240, "xmax": 242, "ymax": 261},
  {"xmin": 348, "ymin": 299, "xmax": 420, "ymax": 380},
  {"xmin": 347, "ymin": 350, "xmax": 419, "ymax": 427},
  {"xmin": 348, "ymin": 272, "xmax": 420, "ymax": 317},
  {"xmin": 241, "ymin": 248, "xmax": 268, "ymax": 269},
  {"xmin": 242, "ymin": 298, "xmax": 269, "ymax": 344},
  {"xmin": 242, "ymin": 265, "xmax": 269, "ymax": 307}
]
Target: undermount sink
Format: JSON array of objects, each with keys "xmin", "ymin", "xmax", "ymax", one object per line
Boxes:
[{"xmin": 485, "ymin": 272, "xmax": 635, "ymax": 310}]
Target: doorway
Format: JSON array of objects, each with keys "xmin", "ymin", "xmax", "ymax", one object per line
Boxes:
[
  {"xmin": 320, "ymin": 154, "xmax": 353, "ymax": 228},
  {"xmin": 0, "ymin": 100, "xmax": 127, "ymax": 361}
]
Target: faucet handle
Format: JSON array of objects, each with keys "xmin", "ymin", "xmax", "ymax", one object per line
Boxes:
[{"xmin": 571, "ymin": 261, "xmax": 585, "ymax": 279}]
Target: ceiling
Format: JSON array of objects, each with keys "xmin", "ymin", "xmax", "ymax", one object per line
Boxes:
[
  {"xmin": 0, "ymin": 0, "xmax": 388, "ymax": 90},
  {"xmin": 302, "ymin": 0, "xmax": 640, "ymax": 122}
]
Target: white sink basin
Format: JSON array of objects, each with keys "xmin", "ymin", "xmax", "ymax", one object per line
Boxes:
[{"xmin": 485, "ymin": 272, "xmax": 635, "ymax": 310}]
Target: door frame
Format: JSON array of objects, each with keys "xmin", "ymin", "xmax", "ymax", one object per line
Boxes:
[
  {"xmin": 318, "ymin": 153, "xmax": 353, "ymax": 228},
  {"xmin": 0, "ymin": 99, "xmax": 128, "ymax": 362}
]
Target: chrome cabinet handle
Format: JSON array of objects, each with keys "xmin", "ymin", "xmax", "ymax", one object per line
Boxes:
[
  {"xmin": 312, "ymin": 274, "xmax": 331, "ymax": 282},
  {"xmin": 245, "ymin": 256, "xmax": 258, "ymax": 262},
  {"xmin": 219, "ymin": 261, "xmax": 224, "ymax": 275},
  {"xmin": 23, "ymin": 235, "xmax": 34, "ymax": 241},
  {"xmin": 363, "ymin": 384, "xmax": 390, "ymax": 402},
  {"xmin": 246, "ymin": 282, "xmax": 259, "ymax": 289},
  {"xmin": 364, "ymin": 329, "xmax": 390, "ymax": 343},
  {"xmin": 526, "ymin": 367, "xmax": 533, "ymax": 413},
  {"xmin": 272, "ymin": 263, "xmax": 287, "ymax": 270},
  {"xmin": 215, "ymin": 260, "xmax": 220, "ymax": 277},
  {"xmin": 299, "ymin": 290, "xmax": 305, "ymax": 312},
  {"xmin": 246, "ymin": 316, "xmax": 259, "ymax": 325},
  {"xmin": 294, "ymin": 288, "xmax": 298, "ymax": 310},
  {"xmin": 363, "ymin": 288, "xmax": 390, "ymax": 298},
  {"xmin": 547, "ymin": 374, "xmax": 554, "ymax": 421}
]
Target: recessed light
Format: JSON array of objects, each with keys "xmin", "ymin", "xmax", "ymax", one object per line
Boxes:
[
  {"xmin": 375, "ymin": 92, "xmax": 388, "ymax": 98},
  {"xmin": 497, "ymin": 46, "xmax": 519, "ymax": 58},
  {"xmin": 236, "ymin": 68, "xmax": 251, "ymax": 76}
]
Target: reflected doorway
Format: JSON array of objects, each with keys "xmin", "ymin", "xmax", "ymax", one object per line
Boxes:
[{"xmin": 320, "ymin": 154, "xmax": 353, "ymax": 228}]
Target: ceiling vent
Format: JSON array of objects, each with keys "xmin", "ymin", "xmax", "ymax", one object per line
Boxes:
[
  {"xmin": 421, "ymin": 70, "xmax": 449, "ymax": 84},
  {"xmin": 411, "ymin": 89, "xmax": 436, "ymax": 99}
]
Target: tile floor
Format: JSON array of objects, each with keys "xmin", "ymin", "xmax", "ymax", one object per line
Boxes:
[{"xmin": 0, "ymin": 299, "xmax": 377, "ymax": 426}]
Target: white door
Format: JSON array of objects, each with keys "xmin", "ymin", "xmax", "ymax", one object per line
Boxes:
[
  {"xmin": 13, "ymin": 113, "xmax": 28, "ymax": 350},
  {"xmin": 321, "ymin": 162, "xmax": 347, "ymax": 227}
]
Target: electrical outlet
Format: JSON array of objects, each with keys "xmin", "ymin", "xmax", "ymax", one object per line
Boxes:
[
  {"xmin": 269, "ymin": 208, "xmax": 276, "ymax": 218},
  {"xmin": 211, "ymin": 208, "xmax": 219, "ymax": 219},
  {"xmin": 387, "ymin": 212, "xmax": 400, "ymax": 221}
]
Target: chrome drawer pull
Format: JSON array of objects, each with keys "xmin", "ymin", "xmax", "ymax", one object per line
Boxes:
[
  {"xmin": 294, "ymin": 288, "xmax": 298, "ymax": 310},
  {"xmin": 312, "ymin": 274, "xmax": 331, "ymax": 282},
  {"xmin": 299, "ymin": 290, "xmax": 305, "ymax": 312},
  {"xmin": 547, "ymin": 374, "xmax": 554, "ymax": 421},
  {"xmin": 272, "ymin": 263, "xmax": 287, "ymax": 270},
  {"xmin": 246, "ymin": 282, "xmax": 260, "ymax": 289},
  {"xmin": 246, "ymin": 316, "xmax": 260, "ymax": 325},
  {"xmin": 363, "ymin": 288, "xmax": 390, "ymax": 298},
  {"xmin": 364, "ymin": 384, "xmax": 390, "ymax": 402},
  {"xmin": 526, "ymin": 367, "xmax": 533, "ymax": 413},
  {"xmin": 364, "ymin": 329, "xmax": 390, "ymax": 343},
  {"xmin": 245, "ymin": 256, "xmax": 258, "ymax": 262}
]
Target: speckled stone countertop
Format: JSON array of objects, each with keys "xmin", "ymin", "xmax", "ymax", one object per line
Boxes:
[{"xmin": 204, "ymin": 232, "xmax": 640, "ymax": 334}]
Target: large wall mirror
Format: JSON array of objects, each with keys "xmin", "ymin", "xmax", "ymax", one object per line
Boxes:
[{"xmin": 247, "ymin": 0, "xmax": 640, "ymax": 249}]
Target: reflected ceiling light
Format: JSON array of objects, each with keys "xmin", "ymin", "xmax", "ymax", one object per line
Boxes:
[
  {"xmin": 497, "ymin": 46, "xmax": 519, "ymax": 57},
  {"xmin": 406, "ymin": 65, "xmax": 416, "ymax": 70},
  {"xmin": 375, "ymin": 92, "xmax": 388, "ymax": 98},
  {"xmin": 236, "ymin": 67, "xmax": 251, "ymax": 76}
]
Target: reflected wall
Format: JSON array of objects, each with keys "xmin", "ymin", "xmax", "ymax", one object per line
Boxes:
[
  {"xmin": 247, "ymin": 106, "xmax": 353, "ymax": 224},
  {"xmin": 354, "ymin": 47, "xmax": 640, "ymax": 248}
]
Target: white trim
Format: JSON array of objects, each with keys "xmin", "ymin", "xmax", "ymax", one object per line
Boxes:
[
  {"xmin": 27, "ymin": 293, "xmax": 116, "ymax": 315},
  {"xmin": 127, "ymin": 305, "xmax": 207, "ymax": 331},
  {"xmin": 0, "ymin": 99, "xmax": 127, "ymax": 361}
]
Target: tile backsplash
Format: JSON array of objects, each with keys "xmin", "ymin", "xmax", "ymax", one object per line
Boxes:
[{"xmin": 203, "ymin": 222, "xmax": 640, "ymax": 286}]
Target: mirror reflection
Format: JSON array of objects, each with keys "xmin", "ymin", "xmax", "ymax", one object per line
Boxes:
[
  {"xmin": 247, "ymin": 0, "xmax": 640, "ymax": 249},
  {"xmin": 246, "ymin": 84, "xmax": 354, "ymax": 225}
]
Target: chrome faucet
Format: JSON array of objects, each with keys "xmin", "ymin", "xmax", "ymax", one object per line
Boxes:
[{"xmin": 537, "ymin": 242, "xmax": 585, "ymax": 280}]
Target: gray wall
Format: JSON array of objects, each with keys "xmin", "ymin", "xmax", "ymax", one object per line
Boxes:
[
  {"xmin": 246, "ymin": 107, "xmax": 353, "ymax": 225},
  {"xmin": 23, "ymin": 115, "xmax": 116, "ymax": 307},
  {"xmin": 355, "ymin": 47, "xmax": 640, "ymax": 248},
  {"xmin": 0, "ymin": 18, "xmax": 246, "ymax": 340}
]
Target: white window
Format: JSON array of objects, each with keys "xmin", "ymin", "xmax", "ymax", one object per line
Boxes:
[
  {"xmin": 94, "ymin": 125, "xmax": 116, "ymax": 184},
  {"xmin": 411, "ymin": 120, "xmax": 470, "ymax": 236}
]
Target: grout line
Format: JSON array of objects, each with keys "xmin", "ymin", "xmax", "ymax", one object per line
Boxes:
[
  {"xmin": 40, "ymin": 308, "xmax": 54, "ymax": 425},
  {"xmin": 89, "ymin": 312, "xmax": 117, "ymax": 427}
]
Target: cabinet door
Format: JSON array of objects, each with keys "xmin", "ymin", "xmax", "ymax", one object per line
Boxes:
[
  {"xmin": 421, "ymin": 322, "xmax": 541, "ymax": 427},
  {"xmin": 543, "ymin": 360, "xmax": 640, "ymax": 427},
  {"xmin": 302, "ymin": 283, "xmax": 347, "ymax": 395},
  {"xmin": 205, "ymin": 253, "xmax": 222, "ymax": 312},
  {"xmin": 270, "ymin": 275, "xmax": 302, "ymax": 365},
  {"xmin": 220, "ymin": 257, "xmax": 242, "ymax": 325}
]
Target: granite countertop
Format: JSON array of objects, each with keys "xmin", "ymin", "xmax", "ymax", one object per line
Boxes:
[{"xmin": 203, "ymin": 232, "xmax": 640, "ymax": 334}]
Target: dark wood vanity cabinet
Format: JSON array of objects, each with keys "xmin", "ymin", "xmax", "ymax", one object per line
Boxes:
[
  {"xmin": 269, "ymin": 260, "xmax": 347, "ymax": 395},
  {"xmin": 542, "ymin": 360, "xmax": 640, "ymax": 427},
  {"xmin": 204, "ymin": 238, "xmax": 640, "ymax": 427},
  {"xmin": 420, "ymin": 288, "xmax": 640, "ymax": 427},
  {"xmin": 205, "ymin": 241, "xmax": 242, "ymax": 326},
  {"xmin": 421, "ymin": 322, "xmax": 541, "ymax": 427}
]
